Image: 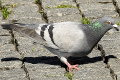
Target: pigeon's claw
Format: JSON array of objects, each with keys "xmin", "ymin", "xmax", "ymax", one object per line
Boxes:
[{"xmin": 67, "ymin": 64, "xmax": 79, "ymax": 71}]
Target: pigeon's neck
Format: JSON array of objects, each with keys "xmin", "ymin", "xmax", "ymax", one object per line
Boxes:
[
  {"xmin": 89, "ymin": 21, "xmax": 103, "ymax": 30},
  {"xmin": 89, "ymin": 21, "xmax": 112, "ymax": 34},
  {"xmin": 86, "ymin": 21, "xmax": 112, "ymax": 50}
]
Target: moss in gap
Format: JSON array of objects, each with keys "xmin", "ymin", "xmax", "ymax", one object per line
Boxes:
[
  {"xmin": 1, "ymin": 6, "xmax": 11, "ymax": 19},
  {"xmin": 81, "ymin": 17, "xmax": 91, "ymax": 24},
  {"xmin": 64, "ymin": 72, "xmax": 74, "ymax": 80},
  {"xmin": 116, "ymin": 21, "xmax": 120, "ymax": 26},
  {"xmin": 0, "ymin": 1, "xmax": 13, "ymax": 19},
  {"xmin": 46, "ymin": 4, "xmax": 77, "ymax": 9}
]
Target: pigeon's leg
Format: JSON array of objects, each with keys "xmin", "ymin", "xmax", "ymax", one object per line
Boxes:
[
  {"xmin": 96, "ymin": 44, "xmax": 106, "ymax": 62},
  {"xmin": 60, "ymin": 57, "xmax": 79, "ymax": 71}
]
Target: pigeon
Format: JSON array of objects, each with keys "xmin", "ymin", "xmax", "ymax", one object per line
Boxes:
[{"xmin": 1, "ymin": 17, "xmax": 119, "ymax": 71}]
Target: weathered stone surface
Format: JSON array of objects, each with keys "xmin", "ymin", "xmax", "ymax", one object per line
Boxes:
[
  {"xmin": 74, "ymin": 67, "xmax": 112, "ymax": 80},
  {"xmin": 77, "ymin": 0, "xmax": 118, "ymax": 18},
  {"xmin": 77, "ymin": 0, "xmax": 112, "ymax": 4},
  {"xmin": 9, "ymin": 3, "xmax": 44, "ymax": 24},
  {"xmin": 0, "ymin": 12, "xmax": 2, "ymax": 21},
  {"xmin": 42, "ymin": 0, "xmax": 75, "ymax": 8},
  {"xmin": 0, "ymin": 68, "xmax": 27, "ymax": 80},
  {"xmin": 108, "ymin": 59, "xmax": 120, "ymax": 79},
  {"xmin": 0, "ymin": 0, "xmax": 120, "ymax": 80},
  {"xmin": 45, "ymin": 8, "xmax": 81, "ymax": 22},
  {"xmin": 26, "ymin": 64, "xmax": 67, "ymax": 80},
  {"xmin": 116, "ymin": 0, "xmax": 120, "ymax": 8},
  {"xmin": 100, "ymin": 32, "xmax": 120, "ymax": 58},
  {"xmin": 43, "ymin": 0, "xmax": 82, "ymax": 22}
]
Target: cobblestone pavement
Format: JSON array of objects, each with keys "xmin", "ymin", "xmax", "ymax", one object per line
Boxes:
[{"xmin": 0, "ymin": 0, "xmax": 120, "ymax": 80}]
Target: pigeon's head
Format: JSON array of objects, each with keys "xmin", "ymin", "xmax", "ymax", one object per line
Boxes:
[{"xmin": 99, "ymin": 16, "xmax": 119, "ymax": 31}]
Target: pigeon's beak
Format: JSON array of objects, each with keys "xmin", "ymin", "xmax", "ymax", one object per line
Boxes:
[{"xmin": 113, "ymin": 24, "xmax": 119, "ymax": 31}]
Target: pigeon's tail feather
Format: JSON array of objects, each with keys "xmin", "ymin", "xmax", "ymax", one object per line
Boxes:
[
  {"xmin": 1, "ymin": 24, "xmax": 13, "ymax": 30},
  {"xmin": 1, "ymin": 24, "xmax": 44, "ymax": 41}
]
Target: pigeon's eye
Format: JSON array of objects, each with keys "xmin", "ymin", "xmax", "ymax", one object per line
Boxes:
[{"xmin": 105, "ymin": 21, "xmax": 112, "ymax": 24}]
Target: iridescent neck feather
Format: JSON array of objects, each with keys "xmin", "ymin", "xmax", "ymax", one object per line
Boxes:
[{"xmin": 90, "ymin": 21, "xmax": 103, "ymax": 30}]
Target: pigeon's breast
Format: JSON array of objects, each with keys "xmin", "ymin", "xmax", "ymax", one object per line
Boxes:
[{"xmin": 52, "ymin": 23, "xmax": 88, "ymax": 54}]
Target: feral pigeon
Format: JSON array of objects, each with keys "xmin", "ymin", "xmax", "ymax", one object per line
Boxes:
[{"xmin": 1, "ymin": 17, "xmax": 119, "ymax": 71}]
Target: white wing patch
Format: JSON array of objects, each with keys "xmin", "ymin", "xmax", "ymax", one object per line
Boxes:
[
  {"xmin": 35, "ymin": 24, "xmax": 59, "ymax": 49},
  {"xmin": 35, "ymin": 24, "xmax": 42, "ymax": 35},
  {"xmin": 44, "ymin": 26, "xmax": 59, "ymax": 49}
]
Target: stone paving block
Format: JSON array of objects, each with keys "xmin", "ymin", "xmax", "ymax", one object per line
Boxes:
[
  {"xmin": 77, "ymin": 0, "xmax": 118, "ymax": 18},
  {"xmin": 0, "ymin": 43, "xmax": 15, "ymax": 52},
  {"xmin": 0, "ymin": 27, "xmax": 14, "ymax": 52},
  {"xmin": 108, "ymin": 59, "xmax": 120, "ymax": 79},
  {"xmin": 48, "ymin": 13, "xmax": 81, "ymax": 23},
  {"xmin": 42, "ymin": 0, "xmax": 75, "ymax": 8},
  {"xmin": 45, "ymin": 8, "xmax": 81, "ymax": 22},
  {"xmin": 46, "ymin": 8, "xmax": 80, "ymax": 17},
  {"xmin": 2, "ymin": 0, "xmax": 45, "ymax": 24},
  {"xmin": 8, "ymin": 2, "xmax": 44, "ymax": 24},
  {"xmin": 99, "ymin": 32, "xmax": 120, "ymax": 58},
  {"xmin": 43, "ymin": 0, "xmax": 82, "ymax": 22},
  {"xmin": 0, "ymin": 29, "xmax": 11, "ymax": 46},
  {"xmin": 74, "ymin": 67, "xmax": 112, "ymax": 80},
  {"xmin": 26, "ymin": 65, "xmax": 67, "ymax": 80},
  {"xmin": 0, "ymin": 50, "xmax": 22, "ymax": 69},
  {"xmin": 0, "ymin": 12, "xmax": 2, "ymax": 21},
  {"xmin": 0, "ymin": 36, "xmax": 11, "ymax": 46},
  {"xmin": 0, "ymin": 68, "xmax": 27, "ymax": 80},
  {"xmin": 77, "ymin": 0, "xmax": 112, "ymax": 4},
  {"xmin": 0, "ymin": 50, "xmax": 23, "ymax": 79},
  {"xmin": 2, "ymin": 0, "xmax": 34, "ymax": 5}
]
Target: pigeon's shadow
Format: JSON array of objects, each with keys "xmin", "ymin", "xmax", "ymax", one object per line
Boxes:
[{"xmin": 1, "ymin": 55, "xmax": 117, "ymax": 68}]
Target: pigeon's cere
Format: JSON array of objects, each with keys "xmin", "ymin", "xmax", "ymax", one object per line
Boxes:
[{"xmin": 1, "ymin": 17, "xmax": 119, "ymax": 71}]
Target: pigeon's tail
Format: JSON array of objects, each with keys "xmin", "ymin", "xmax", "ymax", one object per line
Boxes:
[
  {"xmin": 1, "ymin": 24, "xmax": 44, "ymax": 41},
  {"xmin": 1, "ymin": 24, "xmax": 13, "ymax": 30}
]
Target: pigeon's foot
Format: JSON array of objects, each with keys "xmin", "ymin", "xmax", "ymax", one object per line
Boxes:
[
  {"xmin": 67, "ymin": 64, "xmax": 79, "ymax": 71},
  {"xmin": 60, "ymin": 57, "xmax": 79, "ymax": 71}
]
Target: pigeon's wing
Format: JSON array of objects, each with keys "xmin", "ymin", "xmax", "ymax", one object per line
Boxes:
[
  {"xmin": 1, "ymin": 23, "xmax": 60, "ymax": 49},
  {"xmin": 44, "ymin": 45, "xmax": 71, "ymax": 57}
]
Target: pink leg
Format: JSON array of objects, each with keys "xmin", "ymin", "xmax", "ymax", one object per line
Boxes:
[
  {"xmin": 60, "ymin": 57, "xmax": 79, "ymax": 71},
  {"xmin": 65, "ymin": 62, "xmax": 79, "ymax": 71}
]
